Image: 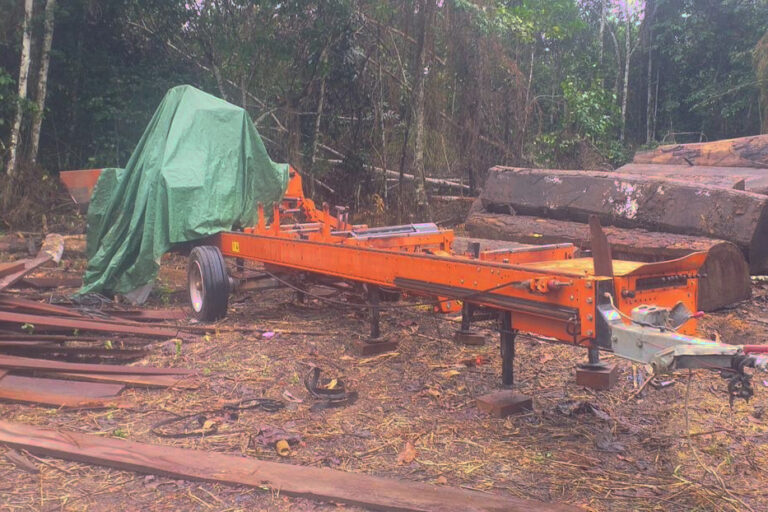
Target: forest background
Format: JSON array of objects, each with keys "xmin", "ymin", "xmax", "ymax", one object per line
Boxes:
[{"xmin": 2, "ymin": 0, "xmax": 768, "ymax": 223}]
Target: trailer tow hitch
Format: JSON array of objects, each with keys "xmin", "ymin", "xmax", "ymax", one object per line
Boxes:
[{"xmin": 600, "ymin": 299, "xmax": 768, "ymax": 404}]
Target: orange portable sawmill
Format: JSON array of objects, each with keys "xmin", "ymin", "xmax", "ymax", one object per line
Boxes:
[{"xmin": 62, "ymin": 168, "xmax": 768, "ymax": 409}]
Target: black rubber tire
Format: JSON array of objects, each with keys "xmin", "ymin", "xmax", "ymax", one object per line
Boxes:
[{"xmin": 188, "ymin": 245, "xmax": 230, "ymax": 321}]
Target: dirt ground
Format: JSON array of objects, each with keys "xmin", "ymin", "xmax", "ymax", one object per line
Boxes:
[{"xmin": 1, "ymin": 247, "xmax": 767, "ymax": 512}]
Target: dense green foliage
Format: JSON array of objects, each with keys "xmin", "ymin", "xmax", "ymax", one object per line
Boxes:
[{"xmin": 1, "ymin": 0, "xmax": 767, "ymax": 220}]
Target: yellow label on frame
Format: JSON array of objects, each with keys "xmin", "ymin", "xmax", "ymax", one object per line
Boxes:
[{"xmin": 231, "ymin": 241, "xmax": 240, "ymax": 253}]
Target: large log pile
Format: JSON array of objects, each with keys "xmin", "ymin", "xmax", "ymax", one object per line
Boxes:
[
  {"xmin": 465, "ymin": 164, "xmax": 761, "ymax": 311},
  {"xmin": 478, "ymin": 167, "xmax": 768, "ymax": 273}
]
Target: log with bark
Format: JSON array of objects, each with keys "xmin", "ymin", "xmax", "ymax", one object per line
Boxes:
[
  {"xmin": 480, "ymin": 167, "xmax": 768, "ymax": 273},
  {"xmin": 614, "ymin": 163, "xmax": 768, "ymax": 194},
  {"xmin": 465, "ymin": 211, "xmax": 750, "ymax": 311},
  {"xmin": 633, "ymin": 134, "xmax": 768, "ymax": 168}
]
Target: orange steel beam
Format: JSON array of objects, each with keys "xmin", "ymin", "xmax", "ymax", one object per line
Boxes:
[
  {"xmin": 216, "ymin": 228, "xmax": 704, "ymax": 345},
  {"xmin": 214, "ymin": 170, "xmax": 704, "ymax": 347}
]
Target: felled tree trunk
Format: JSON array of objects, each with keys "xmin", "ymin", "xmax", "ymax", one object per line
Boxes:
[
  {"xmin": 614, "ymin": 163, "xmax": 768, "ymax": 194},
  {"xmin": 633, "ymin": 135, "xmax": 768, "ymax": 168},
  {"xmin": 480, "ymin": 167, "xmax": 768, "ymax": 273},
  {"xmin": 465, "ymin": 211, "xmax": 751, "ymax": 311}
]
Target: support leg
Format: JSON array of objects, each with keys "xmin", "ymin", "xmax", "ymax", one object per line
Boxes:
[
  {"xmin": 369, "ymin": 284, "xmax": 381, "ymax": 340},
  {"xmin": 455, "ymin": 242, "xmax": 485, "ymax": 345},
  {"xmin": 291, "ymin": 274, "xmax": 306, "ymax": 304},
  {"xmin": 476, "ymin": 311, "xmax": 531, "ymax": 417},
  {"xmin": 353, "ymin": 284, "xmax": 398, "ymax": 355},
  {"xmin": 460, "ymin": 301, "xmax": 472, "ymax": 332},
  {"xmin": 500, "ymin": 311, "xmax": 515, "ymax": 388},
  {"xmin": 576, "ymin": 346, "xmax": 619, "ymax": 390},
  {"xmin": 454, "ymin": 301, "xmax": 485, "ymax": 346}
]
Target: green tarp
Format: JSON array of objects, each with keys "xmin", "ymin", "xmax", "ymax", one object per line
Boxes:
[{"xmin": 79, "ymin": 85, "xmax": 289, "ymax": 301}]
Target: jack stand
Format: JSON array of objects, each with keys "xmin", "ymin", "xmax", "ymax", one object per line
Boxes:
[
  {"xmin": 454, "ymin": 243, "xmax": 485, "ymax": 346},
  {"xmin": 476, "ymin": 311, "xmax": 532, "ymax": 417},
  {"xmin": 353, "ymin": 285, "xmax": 398, "ymax": 355},
  {"xmin": 575, "ymin": 347, "xmax": 618, "ymax": 390},
  {"xmin": 454, "ymin": 301, "xmax": 485, "ymax": 345}
]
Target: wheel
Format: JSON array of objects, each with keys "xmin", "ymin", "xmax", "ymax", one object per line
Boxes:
[{"xmin": 188, "ymin": 245, "xmax": 230, "ymax": 321}]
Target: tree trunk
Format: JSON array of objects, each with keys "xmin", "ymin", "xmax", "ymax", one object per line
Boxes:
[
  {"xmin": 633, "ymin": 134, "xmax": 768, "ymax": 168},
  {"xmin": 621, "ymin": 20, "xmax": 631, "ymax": 141},
  {"xmin": 5, "ymin": 0, "xmax": 35, "ymax": 178},
  {"xmin": 211, "ymin": 61, "xmax": 228, "ymax": 102},
  {"xmin": 240, "ymin": 74, "xmax": 247, "ymax": 109},
  {"xmin": 29, "ymin": 0, "xmax": 57, "ymax": 165},
  {"xmin": 608, "ymin": 24, "xmax": 622, "ymax": 102},
  {"xmin": 410, "ymin": 0, "xmax": 433, "ymax": 221},
  {"xmin": 308, "ymin": 49, "xmax": 328, "ymax": 198},
  {"xmin": 645, "ymin": 3, "xmax": 654, "ymax": 144},
  {"xmin": 615, "ymin": 163, "xmax": 768, "ymax": 194},
  {"xmin": 757, "ymin": 32, "xmax": 768, "ymax": 133},
  {"xmin": 599, "ymin": 0, "xmax": 606, "ymax": 66},
  {"xmin": 519, "ymin": 46, "xmax": 535, "ymax": 156}
]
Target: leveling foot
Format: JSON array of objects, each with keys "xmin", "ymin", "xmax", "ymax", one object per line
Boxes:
[
  {"xmin": 575, "ymin": 363, "xmax": 619, "ymax": 390},
  {"xmin": 353, "ymin": 338, "xmax": 399, "ymax": 356},
  {"xmin": 454, "ymin": 329, "xmax": 485, "ymax": 346},
  {"xmin": 476, "ymin": 390, "xmax": 532, "ymax": 418}
]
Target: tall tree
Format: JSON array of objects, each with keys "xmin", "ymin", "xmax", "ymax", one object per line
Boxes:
[
  {"xmin": 617, "ymin": 0, "xmax": 644, "ymax": 141},
  {"xmin": 5, "ymin": 0, "xmax": 33, "ymax": 178},
  {"xmin": 409, "ymin": 0, "xmax": 435, "ymax": 221},
  {"xmin": 29, "ymin": 0, "xmax": 56, "ymax": 164},
  {"xmin": 644, "ymin": 0, "xmax": 655, "ymax": 143},
  {"xmin": 754, "ymin": 32, "xmax": 768, "ymax": 134}
]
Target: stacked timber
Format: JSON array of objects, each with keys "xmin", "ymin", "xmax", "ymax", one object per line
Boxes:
[{"xmin": 466, "ymin": 166, "xmax": 761, "ymax": 311}]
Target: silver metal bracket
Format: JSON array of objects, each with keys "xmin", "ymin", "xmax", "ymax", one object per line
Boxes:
[{"xmin": 598, "ymin": 302, "xmax": 768, "ymax": 375}]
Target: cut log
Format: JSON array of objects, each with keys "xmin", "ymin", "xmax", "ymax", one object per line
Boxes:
[
  {"xmin": 465, "ymin": 212, "xmax": 750, "ymax": 311},
  {"xmin": 480, "ymin": 167, "xmax": 768, "ymax": 273},
  {"xmin": 633, "ymin": 134, "xmax": 768, "ymax": 168},
  {"xmin": 615, "ymin": 163, "xmax": 768, "ymax": 194},
  {"xmin": 0, "ymin": 420, "xmax": 577, "ymax": 512}
]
